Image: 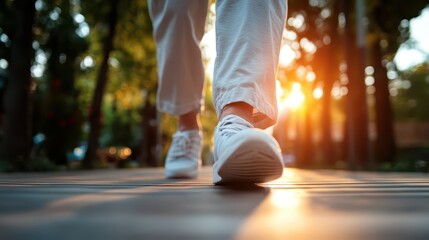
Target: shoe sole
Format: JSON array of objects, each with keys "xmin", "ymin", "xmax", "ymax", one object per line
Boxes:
[
  {"xmin": 165, "ymin": 169, "xmax": 198, "ymax": 179},
  {"xmin": 214, "ymin": 130, "xmax": 283, "ymax": 185},
  {"xmin": 165, "ymin": 163, "xmax": 200, "ymax": 179}
]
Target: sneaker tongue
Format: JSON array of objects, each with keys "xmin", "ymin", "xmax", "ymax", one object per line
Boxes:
[{"xmin": 218, "ymin": 115, "xmax": 254, "ymax": 139}]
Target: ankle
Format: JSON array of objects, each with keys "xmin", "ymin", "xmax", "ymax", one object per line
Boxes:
[
  {"xmin": 178, "ymin": 111, "xmax": 200, "ymax": 131},
  {"xmin": 220, "ymin": 102, "xmax": 253, "ymax": 124}
]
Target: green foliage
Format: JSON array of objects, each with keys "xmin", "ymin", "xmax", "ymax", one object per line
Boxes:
[
  {"xmin": 31, "ymin": 0, "xmax": 89, "ymax": 165},
  {"xmin": 393, "ymin": 64, "xmax": 429, "ymax": 121},
  {"xmin": 100, "ymin": 104, "xmax": 141, "ymax": 148},
  {"xmin": 369, "ymin": 0, "xmax": 428, "ymax": 53},
  {"xmin": 77, "ymin": 0, "xmax": 160, "ymax": 166}
]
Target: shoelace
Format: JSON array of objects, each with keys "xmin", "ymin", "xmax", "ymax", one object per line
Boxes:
[
  {"xmin": 217, "ymin": 115, "xmax": 253, "ymax": 138},
  {"xmin": 169, "ymin": 132, "xmax": 199, "ymax": 160}
]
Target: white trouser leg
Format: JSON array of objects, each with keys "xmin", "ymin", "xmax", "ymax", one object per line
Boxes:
[
  {"xmin": 213, "ymin": 0, "xmax": 287, "ymax": 129},
  {"xmin": 148, "ymin": 0, "xmax": 209, "ymax": 115}
]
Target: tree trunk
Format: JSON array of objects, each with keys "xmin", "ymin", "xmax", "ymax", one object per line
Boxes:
[
  {"xmin": 343, "ymin": 0, "xmax": 369, "ymax": 169},
  {"xmin": 301, "ymin": 87, "xmax": 314, "ymax": 167},
  {"xmin": 2, "ymin": 0, "xmax": 35, "ymax": 169},
  {"xmin": 372, "ymin": 39, "xmax": 396, "ymax": 163},
  {"xmin": 83, "ymin": 0, "xmax": 119, "ymax": 169},
  {"xmin": 318, "ymin": 0, "xmax": 342, "ymax": 167},
  {"xmin": 319, "ymin": 48, "xmax": 335, "ymax": 166},
  {"xmin": 138, "ymin": 98, "xmax": 158, "ymax": 167}
]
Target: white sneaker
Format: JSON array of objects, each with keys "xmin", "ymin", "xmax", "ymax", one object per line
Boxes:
[
  {"xmin": 165, "ymin": 130, "xmax": 201, "ymax": 178},
  {"xmin": 213, "ymin": 115, "xmax": 284, "ymax": 185}
]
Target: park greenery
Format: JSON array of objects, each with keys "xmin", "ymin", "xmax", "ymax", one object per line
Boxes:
[{"xmin": 0, "ymin": 0, "xmax": 428, "ymax": 172}]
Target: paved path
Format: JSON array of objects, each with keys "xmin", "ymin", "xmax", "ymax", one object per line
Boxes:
[{"xmin": 0, "ymin": 167, "xmax": 428, "ymax": 240}]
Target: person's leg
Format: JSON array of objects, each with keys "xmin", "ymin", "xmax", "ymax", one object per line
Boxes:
[
  {"xmin": 219, "ymin": 102, "xmax": 253, "ymax": 125},
  {"xmin": 149, "ymin": 0, "xmax": 208, "ymax": 117},
  {"xmin": 178, "ymin": 110, "xmax": 200, "ymax": 131},
  {"xmin": 212, "ymin": 0, "xmax": 287, "ymax": 184},
  {"xmin": 149, "ymin": 0, "xmax": 208, "ymax": 178},
  {"xmin": 214, "ymin": 0, "xmax": 287, "ymax": 128}
]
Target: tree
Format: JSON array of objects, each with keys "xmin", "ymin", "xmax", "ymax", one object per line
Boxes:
[
  {"xmin": 2, "ymin": 0, "xmax": 36, "ymax": 169},
  {"xmin": 315, "ymin": 5, "xmax": 339, "ymax": 165},
  {"xmin": 338, "ymin": 0, "xmax": 370, "ymax": 168},
  {"xmin": 32, "ymin": 0, "xmax": 88, "ymax": 166},
  {"xmin": 83, "ymin": 0, "xmax": 119, "ymax": 168},
  {"xmin": 0, "ymin": 0, "xmax": 13, "ymax": 147},
  {"xmin": 393, "ymin": 64, "xmax": 429, "ymax": 122},
  {"xmin": 286, "ymin": 0, "xmax": 342, "ymax": 167},
  {"xmin": 79, "ymin": 0, "xmax": 159, "ymax": 168},
  {"xmin": 368, "ymin": 0, "xmax": 429, "ymax": 163}
]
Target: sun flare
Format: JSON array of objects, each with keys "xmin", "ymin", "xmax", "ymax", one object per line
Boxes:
[
  {"xmin": 277, "ymin": 81, "xmax": 305, "ymax": 112},
  {"xmin": 279, "ymin": 44, "xmax": 297, "ymax": 67}
]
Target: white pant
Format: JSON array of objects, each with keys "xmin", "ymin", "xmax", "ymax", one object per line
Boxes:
[{"xmin": 149, "ymin": 0, "xmax": 287, "ymax": 129}]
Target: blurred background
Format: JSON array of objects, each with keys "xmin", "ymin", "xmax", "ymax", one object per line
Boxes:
[{"xmin": 0, "ymin": 0, "xmax": 428, "ymax": 172}]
